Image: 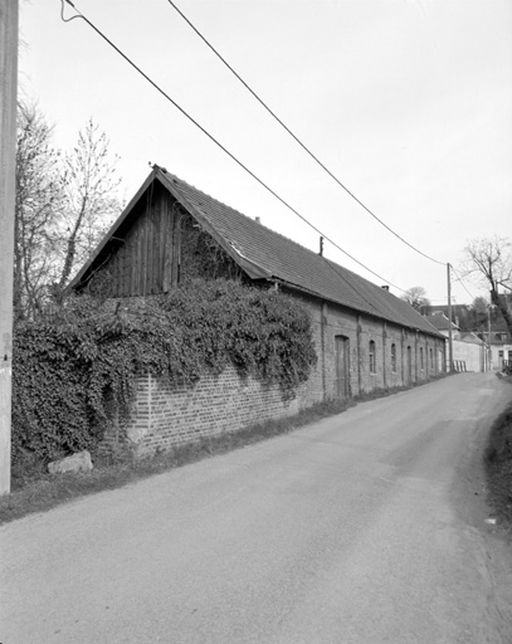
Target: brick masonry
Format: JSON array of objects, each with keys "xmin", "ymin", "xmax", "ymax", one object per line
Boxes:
[
  {"xmin": 123, "ymin": 366, "xmax": 310, "ymax": 458},
  {"xmin": 112, "ymin": 291, "xmax": 445, "ymax": 458},
  {"xmin": 290, "ymin": 292, "xmax": 445, "ymax": 398}
]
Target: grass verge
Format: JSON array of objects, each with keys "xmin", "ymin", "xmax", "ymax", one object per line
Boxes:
[
  {"xmin": 485, "ymin": 375, "xmax": 512, "ymax": 534},
  {"xmin": 1, "ymin": 377, "xmax": 445, "ymax": 525}
]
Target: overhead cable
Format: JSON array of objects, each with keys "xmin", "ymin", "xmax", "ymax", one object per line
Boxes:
[
  {"xmin": 60, "ymin": 0, "xmax": 409, "ymax": 293},
  {"xmin": 165, "ymin": 0, "xmax": 445, "ymax": 267},
  {"xmin": 451, "ymin": 266, "xmax": 477, "ymax": 302}
]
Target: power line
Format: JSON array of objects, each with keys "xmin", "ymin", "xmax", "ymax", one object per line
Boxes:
[
  {"xmin": 60, "ymin": 0, "xmax": 409, "ymax": 294},
  {"xmin": 322, "ymin": 257, "xmax": 387, "ymax": 313},
  {"xmin": 165, "ymin": 0, "xmax": 445, "ymax": 267},
  {"xmin": 451, "ymin": 266, "xmax": 477, "ymax": 301}
]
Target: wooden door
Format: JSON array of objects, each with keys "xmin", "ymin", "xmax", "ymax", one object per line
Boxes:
[{"xmin": 335, "ymin": 335, "xmax": 350, "ymax": 399}]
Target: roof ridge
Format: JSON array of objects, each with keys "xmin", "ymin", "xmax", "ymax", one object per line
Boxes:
[
  {"xmin": 159, "ymin": 168, "xmax": 398, "ymax": 295},
  {"xmin": 72, "ymin": 166, "xmax": 444, "ymax": 338}
]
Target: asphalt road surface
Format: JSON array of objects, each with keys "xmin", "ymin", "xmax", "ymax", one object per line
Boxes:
[{"xmin": 2, "ymin": 373, "xmax": 512, "ymax": 643}]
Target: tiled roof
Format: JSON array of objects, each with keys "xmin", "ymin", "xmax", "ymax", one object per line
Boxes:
[
  {"xmin": 155, "ymin": 169, "xmax": 442, "ymax": 337},
  {"xmin": 71, "ymin": 167, "xmax": 442, "ymax": 337},
  {"xmin": 424, "ymin": 313, "xmax": 459, "ymax": 331},
  {"xmin": 459, "ymin": 332, "xmax": 485, "ymax": 345}
]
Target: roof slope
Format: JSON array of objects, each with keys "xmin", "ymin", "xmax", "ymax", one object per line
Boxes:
[
  {"xmin": 459, "ymin": 332, "xmax": 485, "ymax": 345},
  {"xmin": 73, "ymin": 167, "xmax": 442, "ymax": 337},
  {"xmin": 157, "ymin": 170, "xmax": 441, "ymax": 336},
  {"xmin": 424, "ymin": 313, "xmax": 459, "ymax": 332}
]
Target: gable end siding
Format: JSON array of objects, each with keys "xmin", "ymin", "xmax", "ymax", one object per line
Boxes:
[{"xmin": 83, "ymin": 188, "xmax": 243, "ymax": 298}]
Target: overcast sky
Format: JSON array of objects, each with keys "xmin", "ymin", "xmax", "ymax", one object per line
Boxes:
[{"xmin": 18, "ymin": 0, "xmax": 512, "ymax": 305}]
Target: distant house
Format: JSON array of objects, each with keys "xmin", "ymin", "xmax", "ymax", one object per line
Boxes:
[
  {"xmin": 424, "ymin": 312, "xmax": 489, "ymax": 372},
  {"xmin": 425, "ymin": 312, "xmax": 459, "ymax": 337},
  {"xmin": 483, "ymin": 332, "xmax": 512, "ymax": 371},
  {"xmin": 71, "ymin": 166, "xmax": 446, "ymax": 454}
]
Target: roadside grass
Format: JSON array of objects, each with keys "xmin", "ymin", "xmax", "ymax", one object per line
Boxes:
[
  {"xmin": 485, "ymin": 374, "xmax": 512, "ymax": 534},
  {"xmin": 1, "ymin": 376, "xmax": 445, "ymax": 525}
]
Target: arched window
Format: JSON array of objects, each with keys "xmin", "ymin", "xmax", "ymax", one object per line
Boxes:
[
  {"xmin": 391, "ymin": 343, "xmax": 397, "ymax": 373},
  {"xmin": 369, "ymin": 340, "xmax": 376, "ymax": 373}
]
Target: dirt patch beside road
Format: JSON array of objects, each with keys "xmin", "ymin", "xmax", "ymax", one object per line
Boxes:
[{"xmin": 485, "ymin": 376, "xmax": 512, "ymax": 534}]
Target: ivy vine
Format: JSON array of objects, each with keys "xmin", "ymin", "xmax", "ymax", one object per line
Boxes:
[{"xmin": 12, "ymin": 279, "xmax": 317, "ymax": 465}]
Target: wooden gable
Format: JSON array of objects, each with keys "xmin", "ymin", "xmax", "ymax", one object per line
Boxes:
[{"xmin": 79, "ymin": 180, "xmax": 242, "ymax": 298}]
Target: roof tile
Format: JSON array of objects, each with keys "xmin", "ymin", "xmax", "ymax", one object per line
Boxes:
[{"xmin": 158, "ymin": 169, "xmax": 442, "ymax": 337}]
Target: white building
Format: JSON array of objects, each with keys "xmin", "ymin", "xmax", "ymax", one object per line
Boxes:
[{"xmin": 424, "ymin": 313, "xmax": 489, "ymax": 372}]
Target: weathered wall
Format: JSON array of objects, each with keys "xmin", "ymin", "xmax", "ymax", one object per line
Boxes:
[
  {"xmin": 86, "ymin": 184, "xmax": 176, "ymax": 298},
  {"xmin": 111, "ymin": 290, "xmax": 446, "ymax": 458},
  {"xmin": 83, "ymin": 191, "xmax": 244, "ymax": 298},
  {"xmin": 290, "ymin": 291, "xmax": 444, "ymax": 399},
  {"xmin": 451, "ymin": 338, "xmax": 486, "ymax": 372},
  {"xmin": 121, "ymin": 365, "xmax": 309, "ymax": 458}
]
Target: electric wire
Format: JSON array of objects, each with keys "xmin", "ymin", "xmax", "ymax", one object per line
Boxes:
[
  {"xmin": 451, "ymin": 266, "xmax": 477, "ymax": 302},
  {"xmin": 165, "ymin": 0, "xmax": 446, "ymax": 267},
  {"xmin": 60, "ymin": 0, "xmax": 409, "ymax": 294}
]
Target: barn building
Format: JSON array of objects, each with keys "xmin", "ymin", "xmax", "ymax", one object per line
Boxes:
[{"xmin": 71, "ymin": 166, "xmax": 446, "ymax": 454}]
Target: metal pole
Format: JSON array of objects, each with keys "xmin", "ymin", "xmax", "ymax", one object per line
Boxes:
[
  {"xmin": 447, "ymin": 263, "xmax": 453, "ymax": 373},
  {"xmin": 0, "ymin": 0, "xmax": 18, "ymax": 494}
]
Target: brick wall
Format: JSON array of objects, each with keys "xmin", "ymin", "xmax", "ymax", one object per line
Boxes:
[
  {"xmin": 293, "ymin": 293, "xmax": 445, "ymax": 397},
  {"xmin": 104, "ymin": 290, "xmax": 445, "ymax": 457},
  {"xmin": 121, "ymin": 365, "xmax": 311, "ymax": 458}
]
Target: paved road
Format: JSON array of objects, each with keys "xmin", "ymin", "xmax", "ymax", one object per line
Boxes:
[{"xmin": 2, "ymin": 374, "xmax": 512, "ymax": 643}]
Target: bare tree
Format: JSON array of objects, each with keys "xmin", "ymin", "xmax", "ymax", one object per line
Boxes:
[
  {"xmin": 464, "ymin": 237, "xmax": 512, "ymax": 336},
  {"xmin": 14, "ymin": 105, "xmax": 123, "ymax": 316},
  {"xmin": 55, "ymin": 119, "xmax": 121, "ymax": 297},
  {"xmin": 14, "ymin": 103, "xmax": 65, "ymax": 319},
  {"xmin": 401, "ymin": 286, "xmax": 430, "ymax": 311}
]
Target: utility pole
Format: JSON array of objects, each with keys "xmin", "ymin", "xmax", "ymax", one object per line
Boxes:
[
  {"xmin": 446, "ymin": 262, "xmax": 453, "ymax": 373},
  {"xmin": 487, "ymin": 301, "xmax": 492, "ymax": 372},
  {"xmin": 0, "ymin": 0, "xmax": 18, "ymax": 494}
]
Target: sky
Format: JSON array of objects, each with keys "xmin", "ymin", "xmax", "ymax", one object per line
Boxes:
[{"xmin": 18, "ymin": 0, "xmax": 512, "ymax": 305}]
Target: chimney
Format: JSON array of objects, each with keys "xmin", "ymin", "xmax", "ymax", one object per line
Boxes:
[
  {"xmin": 319, "ymin": 236, "xmax": 324, "ymax": 256},
  {"xmin": 381, "ymin": 285, "xmax": 389, "ymax": 291},
  {"xmin": 255, "ymin": 216, "xmax": 261, "ymax": 224}
]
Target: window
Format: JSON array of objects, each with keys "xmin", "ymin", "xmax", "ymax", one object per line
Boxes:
[
  {"xmin": 369, "ymin": 340, "xmax": 376, "ymax": 374},
  {"xmin": 391, "ymin": 343, "xmax": 397, "ymax": 373},
  {"xmin": 420, "ymin": 347, "xmax": 424, "ymax": 370},
  {"xmin": 429, "ymin": 348, "xmax": 433, "ymax": 370}
]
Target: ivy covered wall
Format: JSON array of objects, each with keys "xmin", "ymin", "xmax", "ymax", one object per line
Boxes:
[{"xmin": 12, "ymin": 279, "xmax": 317, "ymax": 467}]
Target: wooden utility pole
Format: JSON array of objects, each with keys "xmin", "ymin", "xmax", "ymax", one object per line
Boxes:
[
  {"xmin": 487, "ymin": 302, "xmax": 492, "ymax": 371},
  {"xmin": 447, "ymin": 263, "xmax": 453, "ymax": 373},
  {"xmin": 0, "ymin": 0, "xmax": 18, "ymax": 494}
]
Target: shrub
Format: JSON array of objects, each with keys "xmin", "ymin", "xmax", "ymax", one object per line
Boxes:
[{"xmin": 12, "ymin": 279, "xmax": 316, "ymax": 466}]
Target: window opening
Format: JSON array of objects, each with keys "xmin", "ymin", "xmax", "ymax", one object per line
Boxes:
[
  {"xmin": 391, "ymin": 343, "xmax": 397, "ymax": 373},
  {"xmin": 369, "ymin": 340, "xmax": 376, "ymax": 374}
]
